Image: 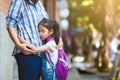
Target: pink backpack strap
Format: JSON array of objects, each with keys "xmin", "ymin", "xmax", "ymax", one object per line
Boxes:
[
  {"xmin": 45, "ymin": 37, "xmax": 55, "ymax": 67},
  {"xmin": 45, "ymin": 52, "xmax": 54, "ymax": 67}
]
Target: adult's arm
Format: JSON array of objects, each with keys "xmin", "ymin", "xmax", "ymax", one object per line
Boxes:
[
  {"xmin": 6, "ymin": 0, "xmax": 34, "ymax": 55},
  {"xmin": 7, "ymin": 27, "xmax": 34, "ymax": 55}
]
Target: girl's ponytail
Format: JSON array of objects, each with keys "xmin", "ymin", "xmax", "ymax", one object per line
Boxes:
[{"xmin": 53, "ymin": 21, "xmax": 60, "ymax": 45}]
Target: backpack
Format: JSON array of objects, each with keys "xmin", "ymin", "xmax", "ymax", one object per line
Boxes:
[
  {"xmin": 55, "ymin": 50, "xmax": 68, "ymax": 80},
  {"xmin": 45, "ymin": 38, "xmax": 69, "ymax": 80}
]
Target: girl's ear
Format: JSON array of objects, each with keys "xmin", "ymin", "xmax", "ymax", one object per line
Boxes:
[{"xmin": 50, "ymin": 29, "xmax": 54, "ymax": 35}]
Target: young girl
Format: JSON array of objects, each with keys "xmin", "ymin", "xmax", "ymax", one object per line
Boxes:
[
  {"xmin": 38, "ymin": 18, "xmax": 59, "ymax": 80},
  {"xmin": 18, "ymin": 18, "xmax": 62, "ymax": 80}
]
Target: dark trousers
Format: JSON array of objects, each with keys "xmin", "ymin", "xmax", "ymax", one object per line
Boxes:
[{"xmin": 15, "ymin": 53, "xmax": 42, "ymax": 80}]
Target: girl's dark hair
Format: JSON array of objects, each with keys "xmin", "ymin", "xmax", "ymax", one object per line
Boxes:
[
  {"xmin": 25, "ymin": 0, "xmax": 38, "ymax": 4},
  {"xmin": 38, "ymin": 18, "xmax": 60, "ymax": 45}
]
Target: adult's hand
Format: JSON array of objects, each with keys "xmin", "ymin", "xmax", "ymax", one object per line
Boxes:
[
  {"xmin": 17, "ymin": 43, "xmax": 35, "ymax": 55},
  {"xmin": 7, "ymin": 28, "xmax": 35, "ymax": 55},
  {"xmin": 18, "ymin": 35, "xmax": 36, "ymax": 54}
]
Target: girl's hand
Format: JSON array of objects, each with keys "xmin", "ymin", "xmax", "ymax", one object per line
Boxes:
[
  {"xmin": 56, "ymin": 44, "xmax": 63, "ymax": 50},
  {"xmin": 56, "ymin": 37, "xmax": 63, "ymax": 50}
]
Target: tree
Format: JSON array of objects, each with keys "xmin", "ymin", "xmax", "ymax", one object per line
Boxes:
[{"xmin": 68, "ymin": 0, "xmax": 120, "ymax": 70}]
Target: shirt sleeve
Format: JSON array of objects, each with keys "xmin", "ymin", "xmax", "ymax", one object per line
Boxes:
[
  {"xmin": 110, "ymin": 39, "xmax": 118, "ymax": 53},
  {"xmin": 45, "ymin": 41, "xmax": 57, "ymax": 54},
  {"xmin": 6, "ymin": 0, "xmax": 22, "ymax": 28}
]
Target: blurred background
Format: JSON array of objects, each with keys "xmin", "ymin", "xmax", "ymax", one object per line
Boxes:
[{"xmin": 1, "ymin": 0, "xmax": 120, "ymax": 80}]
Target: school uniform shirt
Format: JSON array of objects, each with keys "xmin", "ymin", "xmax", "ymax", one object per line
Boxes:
[
  {"xmin": 6, "ymin": 0, "xmax": 48, "ymax": 56},
  {"xmin": 45, "ymin": 40, "xmax": 58, "ymax": 68}
]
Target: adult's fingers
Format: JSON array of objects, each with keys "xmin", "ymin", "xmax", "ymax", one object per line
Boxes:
[{"xmin": 18, "ymin": 35, "xmax": 25, "ymax": 43}]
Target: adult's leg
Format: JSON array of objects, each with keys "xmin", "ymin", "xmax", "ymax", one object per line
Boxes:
[
  {"xmin": 109, "ymin": 55, "xmax": 119, "ymax": 80},
  {"xmin": 15, "ymin": 52, "xmax": 42, "ymax": 80}
]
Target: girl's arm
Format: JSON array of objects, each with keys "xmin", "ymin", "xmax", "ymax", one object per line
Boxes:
[
  {"xmin": 18, "ymin": 35, "xmax": 53, "ymax": 53},
  {"xmin": 35, "ymin": 45, "xmax": 50, "ymax": 53}
]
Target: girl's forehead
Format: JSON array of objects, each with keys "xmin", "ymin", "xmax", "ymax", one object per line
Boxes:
[
  {"xmin": 39, "ymin": 25, "xmax": 44, "ymax": 28},
  {"xmin": 39, "ymin": 25, "xmax": 47, "ymax": 29}
]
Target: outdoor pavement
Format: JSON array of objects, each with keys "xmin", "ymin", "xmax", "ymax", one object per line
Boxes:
[
  {"xmin": 66, "ymin": 55, "xmax": 110, "ymax": 80},
  {"xmin": 67, "ymin": 68, "xmax": 109, "ymax": 80}
]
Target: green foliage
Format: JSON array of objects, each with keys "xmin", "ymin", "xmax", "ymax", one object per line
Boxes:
[{"xmin": 68, "ymin": 0, "xmax": 120, "ymax": 32}]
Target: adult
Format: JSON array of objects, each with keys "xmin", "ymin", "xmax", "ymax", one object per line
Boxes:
[
  {"xmin": 109, "ymin": 35, "xmax": 120, "ymax": 62},
  {"xmin": 109, "ymin": 34, "xmax": 120, "ymax": 80},
  {"xmin": 6, "ymin": 0, "xmax": 48, "ymax": 80}
]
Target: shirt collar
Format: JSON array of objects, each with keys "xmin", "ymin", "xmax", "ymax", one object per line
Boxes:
[
  {"xmin": 29, "ymin": 0, "xmax": 34, "ymax": 4},
  {"xmin": 29, "ymin": 0, "xmax": 38, "ymax": 5}
]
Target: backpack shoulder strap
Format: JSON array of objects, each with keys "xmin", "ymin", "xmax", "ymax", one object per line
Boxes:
[
  {"xmin": 44, "ymin": 52, "xmax": 54, "ymax": 67},
  {"xmin": 45, "ymin": 37, "xmax": 57, "ymax": 67}
]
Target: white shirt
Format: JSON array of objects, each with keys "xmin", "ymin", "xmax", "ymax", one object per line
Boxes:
[
  {"xmin": 110, "ymin": 38, "xmax": 119, "ymax": 61},
  {"xmin": 45, "ymin": 40, "xmax": 58, "ymax": 68}
]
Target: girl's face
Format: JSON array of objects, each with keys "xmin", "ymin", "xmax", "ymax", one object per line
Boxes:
[{"xmin": 39, "ymin": 25, "xmax": 53, "ymax": 40}]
